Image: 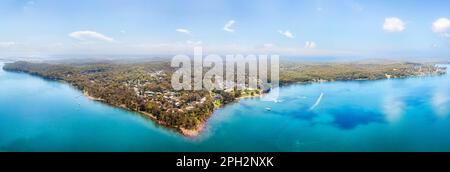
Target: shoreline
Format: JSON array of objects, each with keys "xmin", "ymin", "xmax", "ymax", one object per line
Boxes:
[
  {"xmin": 83, "ymin": 89, "xmax": 262, "ymax": 137},
  {"xmin": 14, "ymin": 70, "xmax": 450, "ymax": 137},
  {"xmin": 180, "ymin": 123, "xmax": 205, "ymax": 137},
  {"xmin": 82, "ymin": 90, "xmax": 206, "ymax": 137},
  {"xmin": 3, "ymin": 62, "xmax": 447, "ymax": 138},
  {"xmin": 83, "ymin": 91, "xmax": 105, "ymax": 102},
  {"xmin": 236, "ymin": 93, "xmax": 262, "ymax": 100}
]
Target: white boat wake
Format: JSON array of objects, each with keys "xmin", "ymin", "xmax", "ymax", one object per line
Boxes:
[{"xmin": 309, "ymin": 92, "xmax": 324, "ymax": 111}]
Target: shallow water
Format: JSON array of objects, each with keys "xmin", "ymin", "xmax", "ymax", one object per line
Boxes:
[{"xmin": 1, "ymin": 62, "xmax": 449, "ymax": 151}]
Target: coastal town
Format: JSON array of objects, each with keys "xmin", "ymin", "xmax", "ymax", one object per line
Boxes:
[
  {"xmin": 2, "ymin": 60, "xmax": 447, "ymax": 136},
  {"xmin": 2, "ymin": 61, "xmax": 265, "ymax": 136}
]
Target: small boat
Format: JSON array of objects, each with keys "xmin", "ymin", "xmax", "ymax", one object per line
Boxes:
[{"xmin": 265, "ymin": 107, "xmax": 272, "ymax": 111}]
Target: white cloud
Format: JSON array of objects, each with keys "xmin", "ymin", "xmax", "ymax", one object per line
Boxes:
[
  {"xmin": 69, "ymin": 31, "xmax": 115, "ymax": 42},
  {"xmin": 383, "ymin": 17, "xmax": 406, "ymax": 32},
  {"xmin": 223, "ymin": 20, "xmax": 235, "ymax": 32},
  {"xmin": 278, "ymin": 30, "xmax": 294, "ymax": 38},
  {"xmin": 176, "ymin": 28, "xmax": 191, "ymax": 35},
  {"xmin": 432, "ymin": 18, "xmax": 450, "ymax": 35},
  {"xmin": 304, "ymin": 41, "xmax": 317, "ymax": 49}
]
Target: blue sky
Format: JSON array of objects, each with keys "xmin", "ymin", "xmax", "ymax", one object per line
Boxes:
[{"xmin": 0, "ymin": 0, "xmax": 450, "ymax": 58}]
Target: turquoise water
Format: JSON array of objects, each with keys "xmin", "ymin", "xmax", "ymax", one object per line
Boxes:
[{"xmin": 1, "ymin": 61, "xmax": 449, "ymax": 152}]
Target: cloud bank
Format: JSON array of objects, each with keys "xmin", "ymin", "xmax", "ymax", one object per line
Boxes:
[
  {"xmin": 305, "ymin": 41, "xmax": 317, "ymax": 49},
  {"xmin": 278, "ymin": 30, "xmax": 294, "ymax": 38},
  {"xmin": 432, "ymin": 18, "xmax": 450, "ymax": 37},
  {"xmin": 176, "ymin": 28, "xmax": 191, "ymax": 35},
  {"xmin": 69, "ymin": 31, "xmax": 114, "ymax": 42},
  {"xmin": 383, "ymin": 17, "xmax": 405, "ymax": 32},
  {"xmin": 223, "ymin": 20, "xmax": 235, "ymax": 32}
]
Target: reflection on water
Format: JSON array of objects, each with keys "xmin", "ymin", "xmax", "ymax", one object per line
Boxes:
[
  {"xmin": 432, "ymin": 89, "xmax": 449, "ymax": 117},
  {"xmin": 204, "ymin": 64, "xmax": 450, "ymax": 151},
  {"xmin": 382, "ymin": 95, "xmax": 405, "ymax": 123}
]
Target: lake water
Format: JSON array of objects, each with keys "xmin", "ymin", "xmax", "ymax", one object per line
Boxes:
[{"xmin": 1, "ymin": 61, "xmax": 449, "ymax": 152}]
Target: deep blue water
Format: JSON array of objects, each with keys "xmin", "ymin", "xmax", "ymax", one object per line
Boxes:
[{"xmin": 1, "ymin": 61, "xmax": 449, "ymax": 152}]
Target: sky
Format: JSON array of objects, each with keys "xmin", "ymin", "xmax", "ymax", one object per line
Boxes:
[{"xmin": 1, "ymin": 0, "xmax": 450, "ymax": 58}]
